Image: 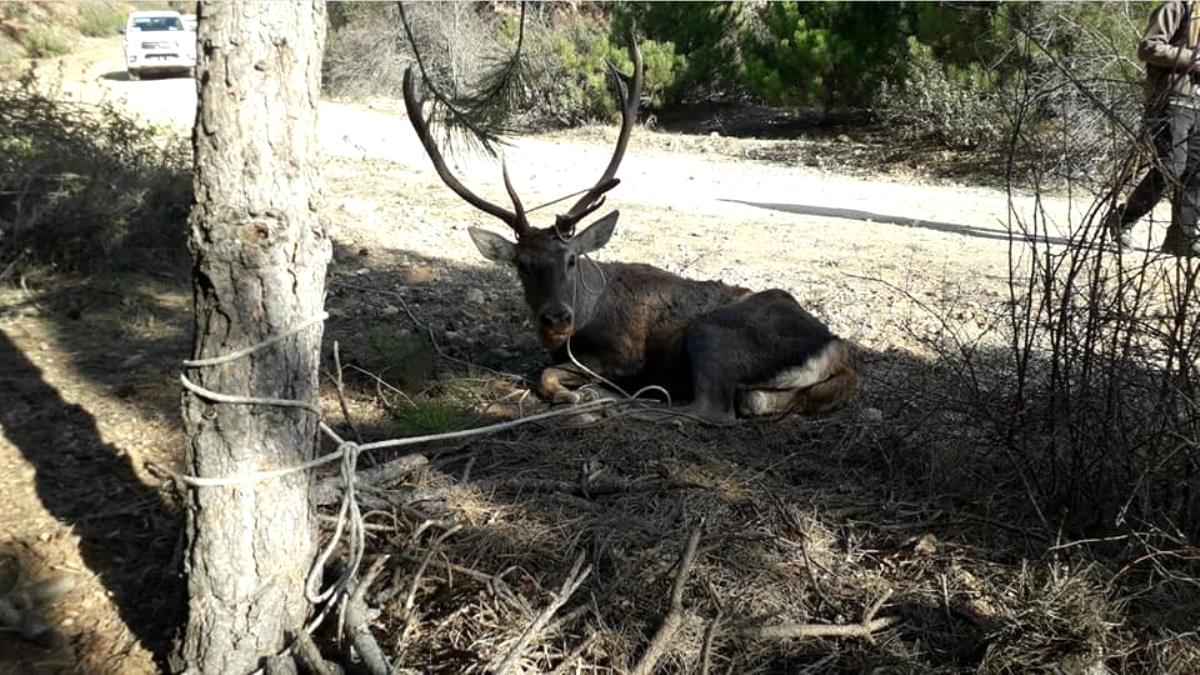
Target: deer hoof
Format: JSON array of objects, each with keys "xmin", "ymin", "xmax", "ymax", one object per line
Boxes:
[
  {"xmin": 553, "ymin": 390, "xmax": 584, "ymax": 405},
  {"xmin": 561, "ymin": 412, "xmax": 602, "ymax": 427}
]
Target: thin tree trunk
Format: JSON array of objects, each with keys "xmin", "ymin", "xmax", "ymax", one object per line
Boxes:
[{"xmin": 177, "ymin": 2, "xmax": 328, "ymax": 673}]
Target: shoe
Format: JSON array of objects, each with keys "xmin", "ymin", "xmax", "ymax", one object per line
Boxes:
[{"xmin": 1103, "ymin": 207, "xmax": 1133, "ymax": 249}]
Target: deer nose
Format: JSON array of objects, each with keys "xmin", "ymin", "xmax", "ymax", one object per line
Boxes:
[{"xmin": 539, "ymin": 306, "xmax": 573, "ymax": 328}]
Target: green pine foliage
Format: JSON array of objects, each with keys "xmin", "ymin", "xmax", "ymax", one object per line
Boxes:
[
  {"xmin": 323, "ymin": 1, "xmax": 1155, "ymax": 147},
  {"xmin": 611, "ymin": 1, "xmax": 743, "ymax": 105}
]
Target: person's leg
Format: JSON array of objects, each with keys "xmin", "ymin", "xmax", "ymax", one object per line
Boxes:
[
  {"xmin": 1107, "ymin": 112, "xmax": 1172, "ymax": 247},
  {"xmin": 1162, "ymin": 105, "xmax": 1193, "ymax": 252},
  {"xmin": 1107, "ymin": 172, "xmax": 1161, "ymax": 248},
  {"xmin": 1168, "ymin": 107, "xmax": 1200, "ymax": 256},
  {"xmin": 1104, "ymin": 114, "xmax": 1171, "ymax": 248},
  {"xmin": 1120, "ymin": 166, "xmax": 1166, "ymax": 224}
]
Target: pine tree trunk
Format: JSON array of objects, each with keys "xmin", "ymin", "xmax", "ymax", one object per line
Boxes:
[{"xmin": 177, "ymin": 2, "xmax": 328, "ymax": 673}]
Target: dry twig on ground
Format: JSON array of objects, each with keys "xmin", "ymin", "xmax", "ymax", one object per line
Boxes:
[
  {"xmin": 343, "ymin": 555, "xmax": 392, "ymax": 675},
  {"xmin": 291, "ymin": 629, "xmax": 339, "ymax": 675},
  {"xmin": 546, "ymin": 632, "xmax": 599, "ymax": 675},
  {"xmin": 314, "ymin": 454, "xmax": 429, "ymax": 506},
  {"xmin": 631, "ymin": 525, "xmax": 703, "ymax": 675},
  {"xmin": 735, "ymin": 589, "xmax": 898, "ymax": 641},
  {"xmin": 493, "ymin": 551, "xmax": 592, "ymax": 675}
]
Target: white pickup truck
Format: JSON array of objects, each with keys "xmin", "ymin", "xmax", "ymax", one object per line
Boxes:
[{"xmin": 120, "ymin": 10, "xmax": 196, "ymax": 80}]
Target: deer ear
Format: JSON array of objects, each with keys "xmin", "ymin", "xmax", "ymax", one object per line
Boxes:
[
  {"xmin": 468, "ymin": 227, "xmax": 516, "ymax": 263},
  {"xmin": 571, "ymin": 210, "xmax": 619, "ymax": 254}
]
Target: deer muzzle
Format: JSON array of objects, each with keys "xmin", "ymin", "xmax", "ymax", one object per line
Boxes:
[{"xmin": 537, "ymin": 305, "xmax": 574, "ymax": 351}]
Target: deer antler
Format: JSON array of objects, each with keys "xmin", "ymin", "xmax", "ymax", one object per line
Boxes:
[
  {"xmin": 402, "ymin": 67, "xmax": 530, "ymax": 237},
  {"xmin": 555, "ymin": 40, "xmax": 644, "ymax": 235}
]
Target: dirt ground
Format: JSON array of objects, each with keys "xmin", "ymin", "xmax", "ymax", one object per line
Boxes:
[{"xmin": 2, "ymin": 40, "xmax": 1196, "ymax": 674}]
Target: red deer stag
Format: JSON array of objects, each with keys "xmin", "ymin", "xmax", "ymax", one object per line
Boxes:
[{"xmin": 402, "ymin": 44, "xmax": 857, "ymax": 422}]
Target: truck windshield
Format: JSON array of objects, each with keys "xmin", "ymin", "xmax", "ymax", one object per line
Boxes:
[{"xmin": 131, "ymin": 17, "xmax": 183, "ymax": 31}]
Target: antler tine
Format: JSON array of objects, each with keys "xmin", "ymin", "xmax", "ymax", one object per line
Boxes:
[
  {"xmin": 501, "ymin": 161, "xmax": 531, "ymax": 234},
  {"xmin": 402, "ymin": 66, "xmax": 526, "ymax": 236},
  {"xmin": 556, "ymin": 39, "xmax": 643, "ymax": 235}
]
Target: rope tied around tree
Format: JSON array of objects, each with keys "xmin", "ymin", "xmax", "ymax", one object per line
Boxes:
[
  {"xmin": 175, "ymin": 310, "xmax": 638, "ymax": 665},
  {"xmin": 175, "ymin": 290, "xmax": 708, "ymax": 675}
]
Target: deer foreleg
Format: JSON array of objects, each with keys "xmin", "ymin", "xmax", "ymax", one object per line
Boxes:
[{"xmin": 539, "ymin": 366, "xmax": 595, "ymax": 404}]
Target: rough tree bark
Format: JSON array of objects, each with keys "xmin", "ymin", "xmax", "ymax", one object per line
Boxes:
[{"xmin": 177, "ymin": 2, "xmax": 328, "ymax": 673}]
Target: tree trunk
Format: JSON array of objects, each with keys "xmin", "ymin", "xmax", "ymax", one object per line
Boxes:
[{"xmin": 177, "ymin": 2, "xmax": 328, "ymax": 673}]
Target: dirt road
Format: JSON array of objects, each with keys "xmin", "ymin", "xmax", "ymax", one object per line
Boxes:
[{"xmin": 43, "ymin": 38, "xmax": 1117, "ymax": 353}]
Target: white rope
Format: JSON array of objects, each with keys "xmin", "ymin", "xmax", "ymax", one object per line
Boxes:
[
  {"xmin": 565, "ymin": 251, "xmax": 673, "ymax": 406},
  {"xmin": 175, "ymin": 285, "xmax": 666, "ymax": 670},
  {"xmin": 175, "ymin": 400, "xmax": 616, "ymax": 489},
  {"xmin": 176, "ymin": 309, "xmax": 626, "ymax": 615},
  {"xmin": 179, "ymin": 373, "xmax": 323, "ymax": 416},
  {"xmin": 183, "ymin": 312, "xmax": 329, "ymax": 367}
]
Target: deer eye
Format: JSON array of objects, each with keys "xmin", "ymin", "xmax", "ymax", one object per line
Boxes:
[{"xmin": 567, "ymin": 254, "xmax": 577, "ymax": 268}]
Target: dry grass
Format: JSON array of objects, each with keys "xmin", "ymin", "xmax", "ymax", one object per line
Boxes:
[{"xmin": 309, "ymin": 340, "xmax": 1163, "ymax": 673}]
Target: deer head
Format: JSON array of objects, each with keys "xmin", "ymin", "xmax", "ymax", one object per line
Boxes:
[{"xmin": 404, "ymin": 42, "xmax": 643, "ymax": 352}]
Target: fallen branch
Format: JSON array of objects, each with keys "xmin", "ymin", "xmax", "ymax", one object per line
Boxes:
[
  {"xmin": 735, "ymin": 616, "xmax": 900, "ymax": 640},
  {"xmin": 546, "ymin": 632, "xmax": 598, "ymax": 675},
  {"xmin": 343, "ymin": 556, "xmax": 391, "ymax": 675},
  {"xmin": 292, "ymin": 629, "xmax": 339, "ymax": 675},
  {"xmin": 544, "ymin": 602, "xmax": 592, "ymax": 637},
  {"xmin": 262, "ymin": 655, "xmax": 293, "ymax": 675},
  {"xmin": 736, "ymin": 589, "xmax": 899, "ymax": 641},
  {"xmin": 631, "ymin": 525, "xmax": 703, "ymax": 675},
  {"xmin": 476, "ymin": 476, "xmax": 703, "ymax": 499},
  {"xmin": 699, "ymin": 612, "xmax": 722, "ymax": 675},
  {"xmin": 315, "ymin": 454, "xmax": 428, "ymax": 506},
  {"xmin": 398, "ymin": 551, "xmax": 519, "ymax": 605},
  {"xmin": 494, "ymin": 552, "xmax": 592, "ymax": 675}
]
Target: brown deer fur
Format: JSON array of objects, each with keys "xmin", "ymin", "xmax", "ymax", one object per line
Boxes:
[{"xmin": 403, "ymin": 43, "xmax": 857, "ymax": 422}]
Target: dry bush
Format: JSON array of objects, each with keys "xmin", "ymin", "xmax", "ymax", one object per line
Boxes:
[
  {"xmin": 77, "ymin": 1, "xmax": 126, "ymax": 39},
  {"xmin": 323, "ymin": 2, "xmax": 494, "ymax": 102},
  {"xmin": 873, "ymin": 0, "xmax": 1198, "ymax": 549},
  {"xmin": 0, "ymin": 71, "xmax": 190, "ymax": 273},
  {"xmin": 862, "ymin": 14, "xmax": 1200, "ymax": 666},
  {"xmin": 998, "ymin": 45, "xmax": 1200, "ymax": 540}
]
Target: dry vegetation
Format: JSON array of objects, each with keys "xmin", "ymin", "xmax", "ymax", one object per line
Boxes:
[{"xmin": 3, "ymin": 15, "xmax": 1200, "ymax": 675}]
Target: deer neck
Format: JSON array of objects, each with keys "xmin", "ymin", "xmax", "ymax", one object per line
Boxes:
[{"xmin": 566, "ymin": 257, "xmax": 610, "ymax": 331}]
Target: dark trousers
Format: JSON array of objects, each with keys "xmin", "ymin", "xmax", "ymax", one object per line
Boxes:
[{"xmin": 1119, "ymin": 104, "xmax": 1200, "ymax": 246}]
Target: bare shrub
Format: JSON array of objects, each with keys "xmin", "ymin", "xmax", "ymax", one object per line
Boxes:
[
  {"xmin": 875, "ymin": 1, "xmax": 1197, "ymax": 539},
  {"xmin": 324, "ymin": 2, "xmax": 494, "ymax": 102},
  {"xmin": 0, "ymin": 72, "xmax": 190, "ymax": 272},
  {"xmin": 994, "ymin": 7, "xmax": 1200, "ymax": 539}
]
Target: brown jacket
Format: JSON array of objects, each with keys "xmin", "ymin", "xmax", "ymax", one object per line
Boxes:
[{"xmin": 1139, "ymin": 0, "xmax": 1200, "ymax": 106}]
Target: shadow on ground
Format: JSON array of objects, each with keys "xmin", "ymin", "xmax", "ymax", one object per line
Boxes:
[
  {"xmin": 2, "ymin": 234, "xmax": 1191, "ymax": 671},
  {"xmin": 721, "ymin": 198, "xmax": 1074, "ymax": 247},
  {"xmin": 0, "ymin": 328, "xmax": 181, "ymax": 670},
  {"xmin": 100, "ymin": 70, "xmax": 191, "ymax": 82}
]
